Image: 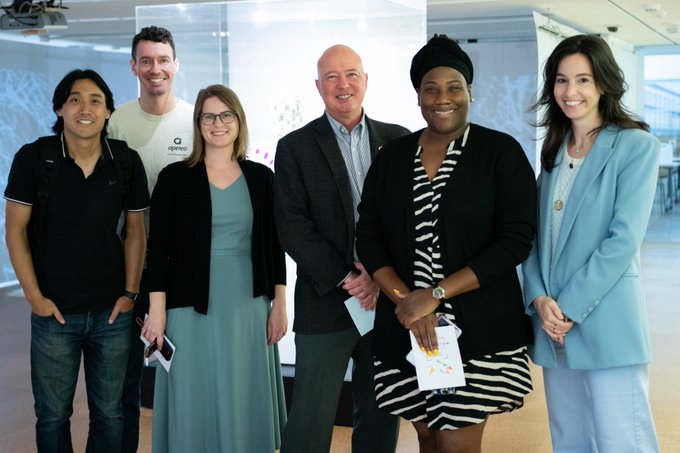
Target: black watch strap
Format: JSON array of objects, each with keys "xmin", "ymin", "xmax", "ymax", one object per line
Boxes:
[{"xmin": 122, "ymin": 290, "xmax": 139, "ymax": 303}]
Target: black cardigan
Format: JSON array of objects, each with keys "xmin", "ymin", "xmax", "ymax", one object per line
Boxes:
[
  {"xmin": 146, "ymin": 159, "xmax": 286, "ymax": 314},
  {"xmin": 356, "ymin": 124, "xmax": 536, "ymax": 364}
]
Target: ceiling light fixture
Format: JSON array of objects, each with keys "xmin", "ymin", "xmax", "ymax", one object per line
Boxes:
[
  {"xmin": 608, "ymin": 0, "xmax": 677, "ymax": 45},
  {"xmin": 0, "ymin": 1, "xmax": 69, "ymax": 32}
]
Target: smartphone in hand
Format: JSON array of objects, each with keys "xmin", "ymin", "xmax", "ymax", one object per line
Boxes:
[{"xmin": 144, "ymin": 338, "xmax": 174, "ymax": 361}]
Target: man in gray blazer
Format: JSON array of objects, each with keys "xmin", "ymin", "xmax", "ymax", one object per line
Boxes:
[{"xmin": 274, "ymin": 44, "xmax": 409, "ymax": 453}]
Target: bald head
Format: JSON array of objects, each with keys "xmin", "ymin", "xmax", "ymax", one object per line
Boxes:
[
  {"xmin": 317, "ymin": 45, "xmax": 364, "ymax": 78},
  {"xmin": 315, "ymin": 44, "xmax": 368, "ymax": 131}
]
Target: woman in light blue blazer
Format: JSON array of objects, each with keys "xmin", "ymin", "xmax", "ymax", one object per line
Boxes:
[{"xmin": 523, "ymin": 35, "xmax": 660, "ymax": 452}]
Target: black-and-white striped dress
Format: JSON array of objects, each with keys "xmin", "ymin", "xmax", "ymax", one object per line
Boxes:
[{"xmin": 374, "ymin": 126, "xmax": 533, "ymax": 430}]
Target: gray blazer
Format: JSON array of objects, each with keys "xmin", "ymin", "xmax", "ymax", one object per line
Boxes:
[{"xmin": 274, "ymin": 113, "xmax": 409, "ymax": 334}]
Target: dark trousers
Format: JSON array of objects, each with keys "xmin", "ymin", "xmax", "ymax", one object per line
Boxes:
[
  {"xmin": 120, "ymin": 276, "xmax": 149, "ymax": 453},
  {"xmin": 281, "ymin": 327, "xmax": 399, "ymax": 453}
]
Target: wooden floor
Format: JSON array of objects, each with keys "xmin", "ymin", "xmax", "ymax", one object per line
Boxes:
[{"xmin": 1, "ymin": 199, "xmax": 679, "ymax": 452}]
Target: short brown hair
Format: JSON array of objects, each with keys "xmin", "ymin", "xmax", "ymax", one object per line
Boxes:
[{"xmin": 132, "ymin": 26, "xmax": 176, "ymax": 61}]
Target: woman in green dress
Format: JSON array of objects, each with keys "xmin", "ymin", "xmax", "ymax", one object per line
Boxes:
[{"xmin": 143, "ymin": 84, "xmax": 287, "ymax": 452}]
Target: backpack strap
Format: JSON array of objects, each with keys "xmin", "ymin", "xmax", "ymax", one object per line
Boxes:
[
  {"xmin": 104, "ymin": 138, "xmax": 133, "ymax": 240},
  {"xmin": 32, "ymin": 136, "xmax": 63, "ymax": 251},
  {"xmin": 32, "ymin": 136, "xmax": 134, "ymax": 247}
]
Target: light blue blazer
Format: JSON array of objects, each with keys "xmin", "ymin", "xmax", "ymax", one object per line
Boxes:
[{"xmin": 523, "ymin": 126, "xmax": 660, "ymax": 369}]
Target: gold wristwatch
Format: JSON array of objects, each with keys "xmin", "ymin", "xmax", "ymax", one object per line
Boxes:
[{"xmin": 432, "ymin": 285, "xmax": 446, "ymax": 301}]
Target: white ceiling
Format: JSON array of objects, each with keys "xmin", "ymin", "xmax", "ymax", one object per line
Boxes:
[
  {"xmin": 428, "ymin": 0, "xmax": 680, "ymax": 46},
  {"xmin": 2, "ymin": 0, "xmax": 680, "ymax": 49}
]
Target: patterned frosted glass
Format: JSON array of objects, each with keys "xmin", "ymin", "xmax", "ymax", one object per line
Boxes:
[{"xmin": 0, "ymin": 41, "xmax": 133, "ymax": 283}]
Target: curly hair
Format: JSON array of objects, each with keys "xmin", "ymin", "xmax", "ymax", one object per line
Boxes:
[{"xmin": 131, "ymin": 26, "xmax": 176, "ymax": 61}]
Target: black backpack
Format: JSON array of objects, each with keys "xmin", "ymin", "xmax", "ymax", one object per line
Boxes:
[{"xmin": 30, "ymin": 135, "xmax": 132, "ymax": 250}]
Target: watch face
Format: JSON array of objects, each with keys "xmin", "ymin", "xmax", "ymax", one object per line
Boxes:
[{"xmin": 433, "ymin": 286, "xmax": 445, "ymax": 300}]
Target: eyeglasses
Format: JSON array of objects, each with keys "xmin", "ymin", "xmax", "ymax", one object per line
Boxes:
[{"xmin": 199, "ymin": 111, "xmax": 237, "ymax": 126}]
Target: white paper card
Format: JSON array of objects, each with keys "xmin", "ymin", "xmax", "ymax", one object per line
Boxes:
[
  {"xmin": 344, "ymin": 296, "xmax": 376, "ymax": 336},
  {"xmin": 139, "ymin": 315, "xmax": 176, "ymax": 372},
  {"xmin": 409, "ymin": 326, "xmax": 466, "ymax": 391},
  {"xmin": 140, "ymin": 333, "xmax": 176, "ymax": 372}
]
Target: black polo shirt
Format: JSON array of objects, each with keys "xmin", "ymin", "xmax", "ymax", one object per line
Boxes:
[{"xmin": 4, "ymin": 136, "xmax": 149, "ymax": 314}]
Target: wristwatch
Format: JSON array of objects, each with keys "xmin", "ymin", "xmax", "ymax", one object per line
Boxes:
[
  {"xmin": 432, "ymin": 285, "xmax": 446, "ymax": 302},
  {"xmin": 122, "ymin": 290, "xmax": 139, "ymax": 304}
]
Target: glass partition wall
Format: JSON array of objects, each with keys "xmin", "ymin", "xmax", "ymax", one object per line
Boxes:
[{"xmin": 137, "ymin": 0, "xmax": 427, "ymax": 364}]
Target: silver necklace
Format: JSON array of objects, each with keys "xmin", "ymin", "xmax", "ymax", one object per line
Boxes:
[{"xmin": 572, "ymin": 140, "xmax": 585, "ymax": 154}]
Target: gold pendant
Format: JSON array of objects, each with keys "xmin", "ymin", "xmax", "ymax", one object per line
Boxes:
[{"xmin": 554, "ymin": 200, "xmax": 564, "ymax": 211}]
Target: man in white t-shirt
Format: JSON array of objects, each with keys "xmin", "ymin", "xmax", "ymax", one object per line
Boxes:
[{"xmin": 107, "ymin": 26, "xmax": 194, "ymax": 453}]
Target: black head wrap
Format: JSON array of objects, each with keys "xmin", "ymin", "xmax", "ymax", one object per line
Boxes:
[{"xmin": 410, "ymin": 34, "xmax": 474, "ymax": 89}]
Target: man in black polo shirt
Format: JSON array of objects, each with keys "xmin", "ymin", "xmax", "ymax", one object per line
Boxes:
[{"xmin": 4, "ymin": 69, "xmax": 149, "ymax": 453}]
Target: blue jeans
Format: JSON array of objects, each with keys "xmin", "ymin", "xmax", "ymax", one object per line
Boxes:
[
  {"xmin": 121, "ymin": 278, "xmax": 149, "ymax": 453},
  {"xmin": 31, "ymin": 308, "xmax": 132, "ymax": 453}
]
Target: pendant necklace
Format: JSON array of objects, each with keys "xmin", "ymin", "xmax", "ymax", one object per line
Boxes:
[
  {"xmin": 566, "ymin": 153, "xmax": 585, "ymax": 170},
  {"xmin": 555, "ymin": 153, "xmax": 584, "ymax": 211},
  {"xmin": 556, "ymin": 130, "xmax": 598, "ymax": 209},
  {"xmin": 570, "ymin": 141, "xmax": 585, "ymax": 168}
]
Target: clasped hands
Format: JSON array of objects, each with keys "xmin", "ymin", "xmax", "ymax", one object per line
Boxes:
[
  {"xmin": 533, "ymin": 295, "xmax": 574, "ymax": 345},
  {"xmin": 394, "ymin": 288, "xmax": 441, "ymax": 356}
]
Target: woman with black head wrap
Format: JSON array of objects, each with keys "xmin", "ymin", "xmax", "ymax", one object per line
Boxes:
[{"xmin": 356, "ymin": 34, "xmax": 537, "ymax": 451}]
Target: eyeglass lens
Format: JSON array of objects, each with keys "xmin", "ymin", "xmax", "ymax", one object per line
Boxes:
[{"xmin": 201, "ymin": 111, "xmax": 236, "ymax": 125}]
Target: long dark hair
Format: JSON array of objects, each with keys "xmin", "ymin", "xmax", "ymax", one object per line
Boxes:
[{"xmin": 531, "ymin": 34, "xmax": 648, "ymax": 171}]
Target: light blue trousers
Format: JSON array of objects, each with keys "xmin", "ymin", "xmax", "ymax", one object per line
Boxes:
[{"xmin": 543, "ymin": 347, "xmax": 659, "ymax": 453}]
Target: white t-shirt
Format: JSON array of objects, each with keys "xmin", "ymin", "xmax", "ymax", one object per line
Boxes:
[{"xmin": 108, "ymin": 98, "xmax": 194, "ymax": 195}]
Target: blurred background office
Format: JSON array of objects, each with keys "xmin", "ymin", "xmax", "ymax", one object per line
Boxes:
[{"xmin": 1, "ymin": 1, "xmax": 678, "ymax": 451}]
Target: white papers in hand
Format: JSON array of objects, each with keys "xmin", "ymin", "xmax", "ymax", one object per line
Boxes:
[
  {"xmin": 140, "ymin": 314, "xmax": 176, "ymax": 372},
  {"xmin": 409, "ymin": 326, "xmax": 466, "ymax": 391},
  {"xmin": 344, "ymin": 296, "xmax": 376, "ymax": 336},
  {"xmin": 140, "ymin": 333, "xmax": 175, "ymax": 372}
]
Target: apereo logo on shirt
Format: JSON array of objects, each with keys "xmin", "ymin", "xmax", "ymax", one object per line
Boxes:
[{"xmin": 168, "ymin": 137, "xmax": 188, "ymax": 154}]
